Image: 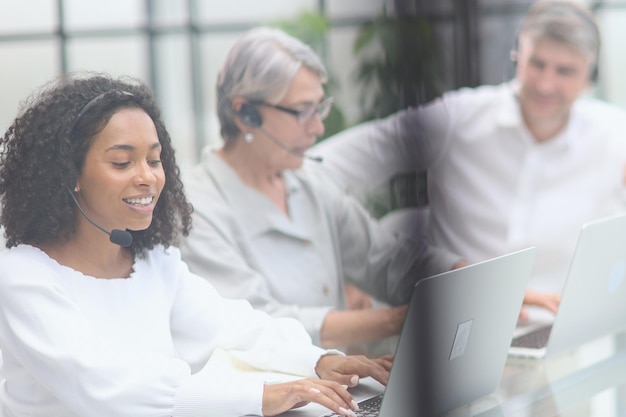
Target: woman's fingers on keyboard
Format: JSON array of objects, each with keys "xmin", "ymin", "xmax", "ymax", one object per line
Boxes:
[
  {"xmin": 307, "ymin": 380, "xmax": 359, "ymax": 417},
  {"xmin": 262, "ymin": 378, "xmax": 358, "ymax": 416}
]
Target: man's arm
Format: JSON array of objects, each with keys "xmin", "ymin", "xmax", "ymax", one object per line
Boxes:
[{"xmin": 312, "ymin": 103, "xmax": 450, "ymax": 193}]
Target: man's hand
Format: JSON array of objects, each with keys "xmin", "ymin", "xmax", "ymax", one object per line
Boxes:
[{"xmin": 519, "ymin": 289, "xmax": 561, "ymax": 321}]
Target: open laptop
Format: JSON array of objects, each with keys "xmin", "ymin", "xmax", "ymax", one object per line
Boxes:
[
  {"xmin": 510, "ymin": 213, "xmax": 626, "ymax": 359},
  {"xmin": 321, "ymin": 247, "xmax": 535, "ymax": 417}
]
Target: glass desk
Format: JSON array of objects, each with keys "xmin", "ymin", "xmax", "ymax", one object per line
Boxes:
[
  {"xmin": 449, "ymin": 331, "xmax": 626, "ymax": 417},
  {"xmin": 278, "ymin": 332, "xmax": 626, "ymax": 417}
]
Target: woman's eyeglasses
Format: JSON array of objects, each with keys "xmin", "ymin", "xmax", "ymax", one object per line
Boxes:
[{"xmin": 250, "ymin": 97, "xmax": 334, "ymax": 125}]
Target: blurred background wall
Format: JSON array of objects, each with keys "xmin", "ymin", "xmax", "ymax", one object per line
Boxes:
[{"xmin": 1, "ymin": 0, "xmax": 625, "ymax": 171}]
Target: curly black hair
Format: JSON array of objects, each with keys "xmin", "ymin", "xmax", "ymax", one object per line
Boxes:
[{"xmin": 0, "ymin": 72, "xmax": 193, "ymax": 255}]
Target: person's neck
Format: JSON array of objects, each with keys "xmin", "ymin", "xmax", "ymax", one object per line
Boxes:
[
  {"xmin": 218, "ymin": 145, "xmax": 283, "ymax": 191},
  {"xmin": 38, "ymin": 227, "xmax": 133, "ymax": 279},
  {"xmin": 524, "ymin": 115, "xmax": 568, "ymax": 143},
  {"xmin": 218, "ymin": 145, "xmax": 289, "ymax": 216}
]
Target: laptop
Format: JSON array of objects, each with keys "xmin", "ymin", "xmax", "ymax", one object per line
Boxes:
[
  {"xmin": 321, "ymin": 247, "xmax": 535, "ymax": 417},
  {"xmin": 510, "ymin": 213, "xmax": 626, "ymax": 359}
]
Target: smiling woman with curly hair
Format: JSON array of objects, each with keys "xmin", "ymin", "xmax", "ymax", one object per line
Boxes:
[
  {"xmin": 0, "ymin": 72, "xmax": 391, "ymax": 417},
  {"xmin": 0, "ymin": 72, "xmax": 192, "ymax": 253}
]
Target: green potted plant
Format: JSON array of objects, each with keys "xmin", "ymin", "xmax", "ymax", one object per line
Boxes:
[
  {"xmin": 353, "ymin": 11, "xmax": 445, "ymax": 121},
  {"xmin": 351, "ymin": 11, "xmax": 445, "ymax": 214}
]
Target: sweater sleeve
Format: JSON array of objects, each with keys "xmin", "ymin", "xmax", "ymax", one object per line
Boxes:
[
  {"xmin": 0, "ymin": 247, "xmax": 327, "ymax": 417},
  {"xmin": 170, "ymin": 249, "xmax": 329, "ymax": 416},
  {"xmin": 170, "ymin": 248, "xmax": 327, "ymax": 377},
  {"xmin": 0, "ymin": 250, "xmax": 189, "ymax": 416}
]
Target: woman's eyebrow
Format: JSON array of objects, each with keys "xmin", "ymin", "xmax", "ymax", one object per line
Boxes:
[{"xmin": 105, "ymin": 142, "xmax": 162, "ymax": 152}]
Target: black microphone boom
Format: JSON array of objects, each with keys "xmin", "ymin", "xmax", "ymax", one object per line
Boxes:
[
  {"xmin": 67, "ymin": 188, "xmax": 133, "ymax": 247},
  {"xmin": 304, "ymin": 154, "xmax": 323, "ymax": 163},
  {"xmin": 258, "ymin": 126, "xmax": 323, "ymax": 163}
]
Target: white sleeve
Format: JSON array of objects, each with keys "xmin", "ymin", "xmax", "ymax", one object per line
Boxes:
[
  {"xmin": 169, "ymin": 254, "xmax": 329, "ymax": 416},
  {"xmin": 0, "ymin": 255, "xmax": 189, "ymax": 416},
  {"xmin": 170, "ymin": 253, "xmax": 327, "ymax": 377},
  {"xmin": 312, "ymin": 102, "xmax": 452, "ymax": 192},
  {"xmin": 0, "ymin": 249, "xmax": 326, "ymax": 417}
]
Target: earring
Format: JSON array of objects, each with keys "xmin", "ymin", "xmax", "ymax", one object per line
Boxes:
[
  {"xmin": 244, "ymin": 132, "xmax": 254, "ymax": 143},
  {"xmin": 73, "ymin": 186, "xmax": 79, "ymax": 192}
]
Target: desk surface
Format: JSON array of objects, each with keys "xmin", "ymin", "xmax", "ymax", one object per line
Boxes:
[
  {"xmin": 272, "ymin": 332, "xmax": 626, "ymax": 417},
  {"xmin": 2, "ymin": 334, "xmax": 625, "ymax": 417},
  {"xmin": 452, "ymin": 332, "xmax": 626, "ymax": 417}
]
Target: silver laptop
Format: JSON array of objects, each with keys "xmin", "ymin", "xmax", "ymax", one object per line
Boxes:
[
  {"xmin": 322, "ymin": 247, "xmax": 535, "ymax": 417},
  {"xmin": 510, "ymin": 213, "xmax": 626, "ymax": 359}
]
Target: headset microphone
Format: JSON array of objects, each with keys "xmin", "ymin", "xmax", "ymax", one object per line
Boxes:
[
  {"xmin": 237, "ymin": 103, "xmax": 323, "ymax": 163},
  {"xmin": 67, "ymin": 188, "xmax": 133, "ymax": 247},
  {"xmin": 258, "ymin": 126, "xmax": 323, "ymax": 163},
  {"xmin": 305, "ymin": 154, "xmax": 324, "ymax": 163}
]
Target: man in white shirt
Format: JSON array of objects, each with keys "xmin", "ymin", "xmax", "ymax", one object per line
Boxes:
[{"xmin": 313, "ymin": 0, "xmax": 626, "ymax": 320}]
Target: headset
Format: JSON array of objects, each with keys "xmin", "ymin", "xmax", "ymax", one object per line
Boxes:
[
  {"xmin": 218, "ymin": 88, "xmax": 323, "ymax": 162},
  {"xmin": 238, "ymin": 102, "xmax": 263, "ymax": 128},
  {"xmin": 67, "ymin": 90, "xmax": 135, "ymax": 247}
]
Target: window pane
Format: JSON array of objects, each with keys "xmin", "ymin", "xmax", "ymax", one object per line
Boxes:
[
  {"xmin": 0, "ymin": 0, "xmax": 56, "ymax": 34},
  {"xmin": 478, "ymin": 0, "xmax": 531, "ymax": 7},
  {"xmin": 153, "ymin": 35, "xmax": 197, "ymax": 169},
  {"xmin": 64, "ymin": 0, "xmax": 145, "ymax": 30},
  {"xmin": 326, "ymin": 0, "xmax": 387, "ymax": 19},
  {"xmin": 196, "ymin": 0, "xmax": 317, "ymax": 24},
  {"xmin": 327, "ymin": 27, "xmax": 366, "ymax": 124},
  {"xmin": 151, "ymin": 0, "xmax": 189, "ymax": 26},
  {"xmin": 0, "ymin": 41, "xmax": 59, "ymax": 134},
  {"xmin": 597, "ymin": 8, "xmax": 626, "ymax": 105},
  {"xmin": 67, "ymin": 37, "xmax": 148, "ymax": 80},
  {"xmin": 478, "ymin": 13, "xmax": 522, "ymax": 85},
  {"xmin": 199, "ymin": 33, "xmax": 238, "ymax": 148}
]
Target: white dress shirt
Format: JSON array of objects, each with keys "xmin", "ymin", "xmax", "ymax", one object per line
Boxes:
[
  {"xmin": 0, "ymin": 245, "xmax": 327, "ymax": 417},
  {"xmin": 180, "ymin": 148, "xmax": 458, "ymax": 345},
  {"xmin": 314, "ymin": 81, "xmax": 626, "ymax": 294}
]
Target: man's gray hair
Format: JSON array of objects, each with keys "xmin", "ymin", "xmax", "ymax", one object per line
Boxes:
[
  {"xmin": 216, "ymin": 26, "xmax": 328, "ymax": 143},
  {"xmin": 519, "ymin": 0, "xmax": 600, "ymax": 70}
]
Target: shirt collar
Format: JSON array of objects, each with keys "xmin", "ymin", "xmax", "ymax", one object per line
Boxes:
[
  {"xmin": 498, "ymin": 80, "xmax": 572, "ymax": 150},
  {"xmin": 201, "ymin": 147, "xmax": 311, "ymax": 240},
  {"xmin": 495, "ymin": 80, "xmax": 524, "ymax": 129}
]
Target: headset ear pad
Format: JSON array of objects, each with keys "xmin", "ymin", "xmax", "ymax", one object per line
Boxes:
[{"xmin": 238, "ymin": 103, "xmax": 263, "ymax": 128}]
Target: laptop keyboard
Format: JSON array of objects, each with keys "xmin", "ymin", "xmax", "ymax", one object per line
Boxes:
[
  {"xmin": 511, "ymin": 324, "xmax": 553, "ymax": 349},
  {"xmin": 321, "ymin": 394, "xmax": 383, "ymax": 417}
]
